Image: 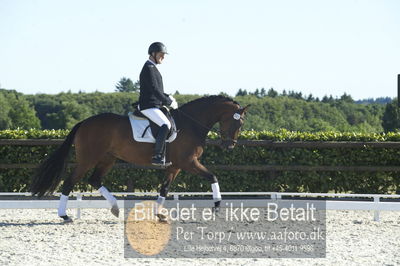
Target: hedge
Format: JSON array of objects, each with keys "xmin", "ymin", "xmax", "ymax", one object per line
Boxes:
[{"xmin": 1, "ymin": 129, "xmax": 400, "ymax": 194}]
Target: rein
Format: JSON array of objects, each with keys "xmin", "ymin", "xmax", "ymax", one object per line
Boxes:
[
  {"xmin": 175, "ymin": 107, "xmax": 242, "ymax": 144},
  {"xmin": 175, "ymin": 108, "xmax": 212, "ymax": 132}
]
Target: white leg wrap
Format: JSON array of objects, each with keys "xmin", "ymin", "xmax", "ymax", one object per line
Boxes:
[
  {"xmin": 155, "ymin": 196, "xmax": 166, "ymax": 215},
  {"xmin": 212, "ymin": 183, "xmax": 221, "ymax": 202},
  {"xmin": 157, "ymin": 196, "xmax": 166, "ymax": 206},
  {"xmin": 58, "ymin": 194, "xmax": 69, "ymax": 216},
  {"xmin": 99, "ymin": 186, "xmax": 117, "ymax": 207}
]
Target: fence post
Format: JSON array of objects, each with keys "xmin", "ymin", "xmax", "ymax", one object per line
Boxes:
[
  {"xmin": 76, "ymin": 193, "xmax": 82, "ymax": 219},
  {"xmin": 373, "ymin": 196, "xmax": 380, "ymax": 221}
]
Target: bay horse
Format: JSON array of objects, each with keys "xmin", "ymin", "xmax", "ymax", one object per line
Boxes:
[{"xmin": 31, "ymin": 95, "xmax": 249, "ymax": 222}]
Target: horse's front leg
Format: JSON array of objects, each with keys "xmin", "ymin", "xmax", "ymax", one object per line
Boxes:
[
  {"xmin": 156, "ymin": 167, "xmax": 181, "ymax": 222},
  {"xmin": 186, "ymin": 160, "xmax": 221, "ymax": 212}
]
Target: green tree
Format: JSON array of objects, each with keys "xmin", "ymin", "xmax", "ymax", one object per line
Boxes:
[
  {"xmin": 0, "ymin": 93, "xmax": 12, "ymax": 128},
  {"xmin": 382, "ymin": 98, "xmax": 400, "ymax": 132},
  {"xmin": 28, "ymin": 95, "xmax": 64, "ymax": 129},
  {"xmin": 236, "ymin": 88, "xmax": 248, "ymax": 96},
  {"xmin": 20, "ymin": 89, "xmax": 386, "ymax": 132},
  {"xmin": 340, "ymin": 93, "xmax": 354, "ymax": 103},
  {"xmin": 253, "ymin": 88, "xmax": 261, "ymax": 98},
  {"xmin": 322, "ymin": 95, "xmax": 334, "ymax": 104},
  {"xmin": 219, "ymin": 92, "xmax": 230, "ymax": 97},
  {"xmin": 8, "ymin": 99, "xmax": 41, "ymax": 129},
  {"xmin": 267, "ymin": 88, "xmax": 278, "ymax": 98},
  {"xmin": 60, "ymin": 101, "xmax": 92, "ymax": 129},
  {"xmin": 288, "ymin": 90, "xmax": 303, "ymax": 100},
  {"xmin": 0, "ymin": 89, "xmax": 40, "ymax": 129},
  {"xmin": 235, "ymin": 93, "xmax": 384, "ymax": 132},
  {"xmin": 306, "ymin": 94, "xmax": 314, "ymax": 102},
  {"xmin": 260, "ymin": 88, "xmax": 266, "ymax": 97},
  {"xmin": 115, "ymin": 77, "xmax": 139, "ymax": 92}
]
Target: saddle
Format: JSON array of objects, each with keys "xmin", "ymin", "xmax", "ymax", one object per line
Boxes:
[{"xmin": 128, "ymin": 104, "xmax": 177, "ymax": 143}]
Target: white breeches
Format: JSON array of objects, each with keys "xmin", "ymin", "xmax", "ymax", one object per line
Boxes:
[{"xmin": 141, "ymin": 108, "xmax": 171, "ymax": 129}]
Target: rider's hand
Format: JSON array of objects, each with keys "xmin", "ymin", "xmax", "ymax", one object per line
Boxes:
[{"xmin": 169, "ymin": 95, "xmax": 178, "ymax": 109}]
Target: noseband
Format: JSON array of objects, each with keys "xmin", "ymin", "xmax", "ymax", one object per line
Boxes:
[{"xmin": 220, "ymin": 112, "xmax": 244, "ymax": 144}]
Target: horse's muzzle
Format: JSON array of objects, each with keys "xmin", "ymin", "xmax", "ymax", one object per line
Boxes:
[{"xmin": 221, "ymin": 139, "xmax": 237, "ymax": 150}]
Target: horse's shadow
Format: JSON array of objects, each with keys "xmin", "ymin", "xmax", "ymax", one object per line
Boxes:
[
  {"xmin": 0, "ymin": 221, "xmax": 65, "ymax": 227},
  {"xmin": 0, "ymin": 220, "xmax": 119, "ymax": 227}
]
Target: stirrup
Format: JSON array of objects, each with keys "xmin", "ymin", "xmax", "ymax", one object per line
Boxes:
[{"xmin": 152, "ymin": 155, "xmax": 172, "ymax": 167}]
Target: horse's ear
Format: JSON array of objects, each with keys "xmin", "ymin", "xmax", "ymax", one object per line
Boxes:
[{"xmin": 239, "ymin": 104, "xmax": 251, "ymax": 114}]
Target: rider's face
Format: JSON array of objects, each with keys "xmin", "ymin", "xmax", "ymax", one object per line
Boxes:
[{"xmin": 153, "ymin": 52, "xmax": 165, "ymax": 64}]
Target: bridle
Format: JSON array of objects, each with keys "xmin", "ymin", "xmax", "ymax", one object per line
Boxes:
[
  {"xmin": 175, "ymin": 108, "xmax": 244, "ymax": 143},
  {"xmin": 220, "ymin": 113, "xmax": 244, "ymax": 145}
]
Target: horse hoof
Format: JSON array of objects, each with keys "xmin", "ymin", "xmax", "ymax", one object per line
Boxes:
[
  {"xmin": 213, "ymin": 200, "xmax": 221, "ymax": 214},
  {"xmin": 156, "ymin": 213, "xmax": 169, "ymax": 223},
  {"xmin": 60, "ymin": 215, "xmax": 73, "ymax": 223},
  {"xmin": 212, "ymin": 206, "xmax": 220, "ymax": 213},
  {"xmin": 111, "ymin": 205, "xmax": 119, "ymax": 217}
]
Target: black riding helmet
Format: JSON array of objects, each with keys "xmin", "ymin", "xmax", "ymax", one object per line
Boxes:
[{"xmin": 148, "ymin": 42, "xmax": 168, "ymax": 55}]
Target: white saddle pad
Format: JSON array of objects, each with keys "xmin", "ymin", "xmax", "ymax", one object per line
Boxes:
[{"xmin": 128, "ymin": 112, "xmax": 177, "ymax": 143}]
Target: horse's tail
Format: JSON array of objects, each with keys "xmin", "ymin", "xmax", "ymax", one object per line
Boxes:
[{"xmin": 31, "ymin": 121, "xmax": 83, "ymax": 197}]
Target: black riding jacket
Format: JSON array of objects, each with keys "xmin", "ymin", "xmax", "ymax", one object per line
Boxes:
[{"xmin": 139, "ymin": 60, "xmax": 172, "ymax": 110}]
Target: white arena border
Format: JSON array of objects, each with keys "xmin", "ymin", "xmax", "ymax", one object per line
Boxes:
[{"xmin": 0, "ymin": 192, "xmax": 399, "ymax": 222}]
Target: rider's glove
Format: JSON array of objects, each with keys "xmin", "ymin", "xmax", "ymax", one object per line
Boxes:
[{"xmin": 169, "ymin": 95, "xmax": 178, "ymax": 109}]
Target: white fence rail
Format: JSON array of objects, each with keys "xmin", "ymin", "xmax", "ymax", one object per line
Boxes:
[{"xmin": 1, "ymin": 192, "xmax": 400, "ymax": 221}]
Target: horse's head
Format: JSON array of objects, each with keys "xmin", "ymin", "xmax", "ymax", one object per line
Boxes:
[
  {"xmin": 175, "ymin": 96, "xmax": 250, "ymax": 148},
  {"xmin": 219, "ymin": 104, "xmax": 250, "ymax": 150}
]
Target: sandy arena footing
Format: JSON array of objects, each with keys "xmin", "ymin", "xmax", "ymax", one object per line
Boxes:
[{"xmin": 0, "ymin": 209, "xmax": 399, "ymax": 266}]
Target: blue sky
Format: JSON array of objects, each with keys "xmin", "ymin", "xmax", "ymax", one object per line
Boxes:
[{"xmin": 0, "ymin": 0, "xmax": 399, "ymax": 99}]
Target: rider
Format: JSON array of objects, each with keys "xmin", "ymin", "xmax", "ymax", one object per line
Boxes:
[{"xmin": 139, "ymin": 42, "xmax": 178, "ymax": 166}]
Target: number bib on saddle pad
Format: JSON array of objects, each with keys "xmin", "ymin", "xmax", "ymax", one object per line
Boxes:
[{"xmin": 128, "ymin": 108, "xmax": 177, "ymax": 143}]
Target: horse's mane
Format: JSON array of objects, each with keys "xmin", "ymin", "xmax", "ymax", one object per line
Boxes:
[{"xmin": 178, "ymin": 95, "xmax": 240, "ymax": 109}]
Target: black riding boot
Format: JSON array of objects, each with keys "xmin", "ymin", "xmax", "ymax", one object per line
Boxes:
[{"xmin": 152, "ymin": 125, "xmax": 171, "ymax": 167}]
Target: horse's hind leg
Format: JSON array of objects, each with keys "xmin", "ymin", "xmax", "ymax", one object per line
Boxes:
[
  {"xmin": 88, "ymin": 154, "xmax": 118, "ymax": 217},
  {"xmin": 58, "ymin": 162, "xmax": 92, "ymax": 222},
  {"xmin": 156, "ymin": 167, "xmax": 181, "ymax": 222}
]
